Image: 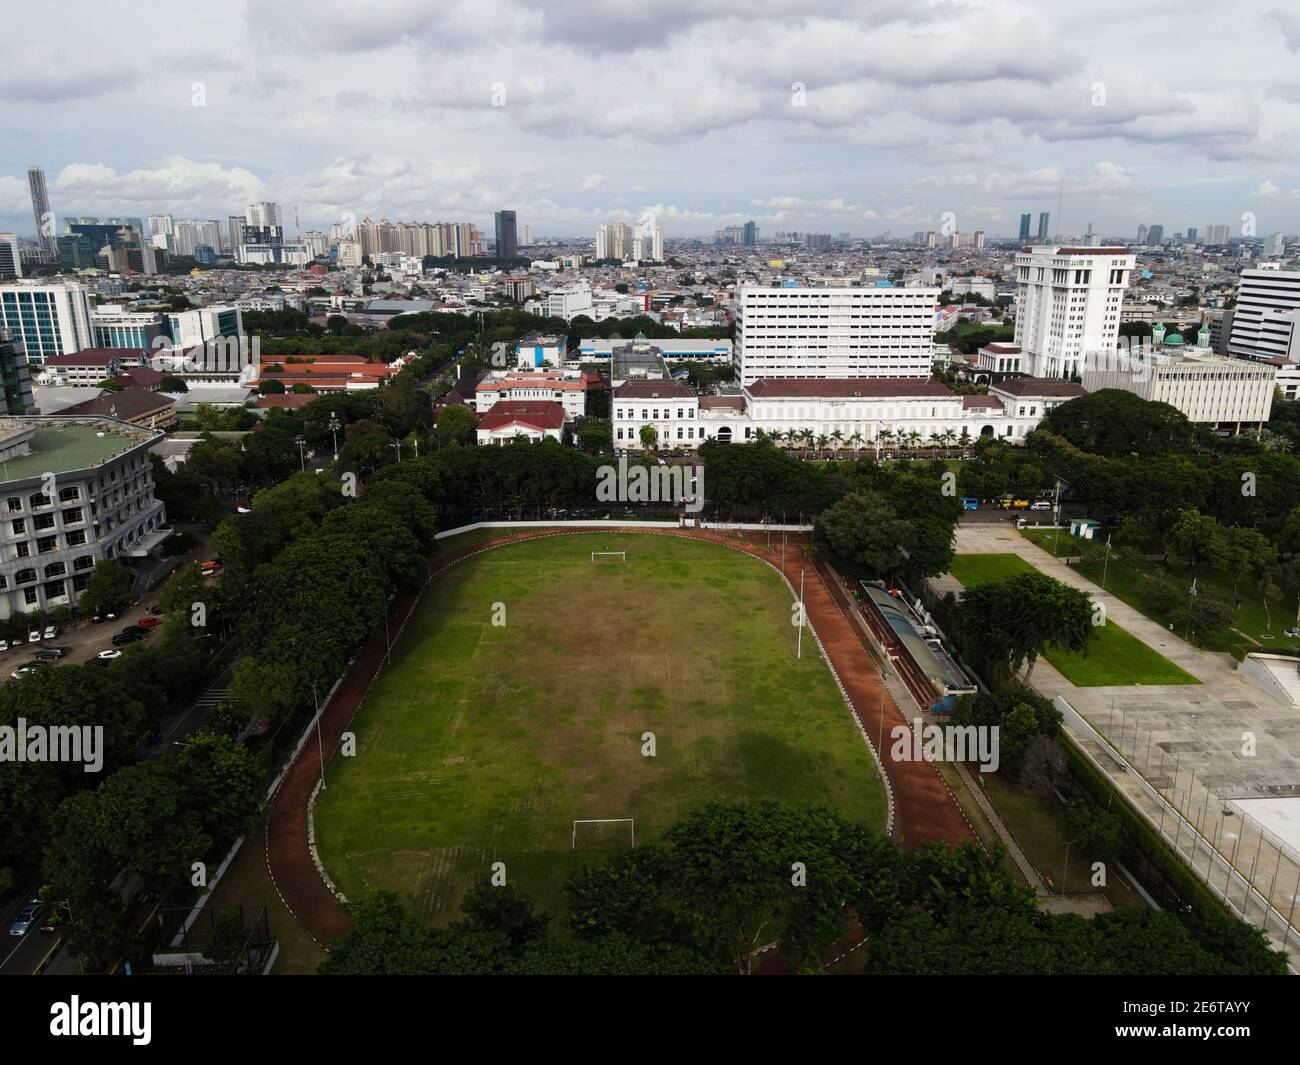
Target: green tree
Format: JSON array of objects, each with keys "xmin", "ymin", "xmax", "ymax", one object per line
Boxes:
[
  {"xmin": 957, "ymin": 572, "xmax": 1096, "ymax": 681},
  {"xmin": 79, "ymin": 560, "xmax": 135, "ymax": 617}
]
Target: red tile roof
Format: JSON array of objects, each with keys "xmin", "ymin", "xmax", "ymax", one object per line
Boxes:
[
  {"xmin": 746, "ymin": 378, "xmax": 956, "ymax": 399},
  {"xmin": 477, "ymin": 400, "xmax": 566, "ymax": 433}
]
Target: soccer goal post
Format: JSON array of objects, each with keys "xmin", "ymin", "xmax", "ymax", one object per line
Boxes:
[
  {"xmin": 572, "ymin": 818, "xmax": 635, "ymax": 849},
  {"xmin": 591, "ymin": 551, "xmax": 626, "ymax": 562}
]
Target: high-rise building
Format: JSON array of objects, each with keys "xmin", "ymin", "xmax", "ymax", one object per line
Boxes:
[
  {"xmin": 972, "ymin": 230, "xmax": 986, "ymax": 250},
  {"xmin": 522, "ymin": 224, "xmax": 533, "ymax": 246},
  {"xmin": 743, "ymin": 221, "xmax": 758, "ymax": 246},
  {"xmin": 1012, "ymin": 245, "xmax": 1135, "ymax": 378},
  {"xmin": 1186, "ymin": 227, "xmax": 1198, "ymax": 242},
  {"xmin": 1206, "ymin": 224, "xmax": 1230, "ymax": 245},
  {"xmin": 1147, "ymin": 224, "xmax": 1164, "ymax": 245},
  {"xmin": 0, "ymin": 328, "xmax": 34, "ymax": 414},
  {"xmin": 0, "ymin": 282, "xmax": 95, "ymax": 364},
  {"xmin": 595, "ymin": 224, "xmax": 611, "ymax": 259},
  {"xmin": 0, "ymin": 234, "xmax": 20, "ymax": 279},
  {"xmin": 246, "ymin": 202, "xmax": 281, "ymax": 228},
  {"xmin": 148, "ymin": 215, "xmax": 174, "ymax": 240},
  {"xmin": 494, "ymin": 210, "xmax": 518, "ymax": 260},
  {"xmin": 227, "ymin": 216, "xmax": 245, "ymax": 254},
  {"xmin": 734, "ymin": 283, "xmax": 939, "ymax": 384},
  {"xmin": 1265, "ymin": 233, "xmax": 1285, "ymax": 258},
  {"xmin": 1136, "ymin": 224, "xmax": 1148, "ymax": 244},
  {"xmin": 1019, "ymin": 214, "xmax": 1032, "ymax": 242},
  {"xmin": 652, "ymin": 225, "xmax": 663, "ymax": 262},
  {"xmin": 1228, "ymin": 269, "xmax": 1300, "ymax": 362},
  {"xmin": 27, "ymin": 167, "xmax": 54, "ymax": 260},
  {"xmin": 1036, "ymin": 212, "xmax": 1050, "ymax": 242}
]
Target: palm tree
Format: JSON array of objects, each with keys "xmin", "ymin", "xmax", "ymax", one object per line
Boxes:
[
  {"xmin": 939, "ymin": 428, "xmax": 957, "ymax": 456},
  {"xmin": 848, "ymin": 431, "xmax": 863, "ymax": 457},
  {"xmin": 877, "ymin": 427, "xmax": 895, "ymax": 456},
  {"xmin": 830, "ymin": 429, "xmax": 844, "ymax": 456},
  {"xmin": 906, "ymin": 430, "xmax": 923, "ymax": 454},
  {"xmin": 815, "ymin": 433, "xmax": 830, "ymax": 455},
  {"xmin": 959, "ymin": 426, "xmax": 972, "ymax": 455}
]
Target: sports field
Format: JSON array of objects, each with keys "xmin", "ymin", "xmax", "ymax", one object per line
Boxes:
[
  {"xmin": 947, "ymin": 553, "xmax": 1199, "ymax": 687},
  {"xmin": 313, "ymin": 532, "xmax": 888, "ymax": 923}
]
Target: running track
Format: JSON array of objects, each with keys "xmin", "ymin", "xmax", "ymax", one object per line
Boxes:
[{"xmin": 264, "ymin": 527, "xmax": 975, "ymax": 950}]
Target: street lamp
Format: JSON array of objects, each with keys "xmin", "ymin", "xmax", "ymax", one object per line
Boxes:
[{"xmin": 294, "ymin": 437, "xmax": 306, "ymax": 472}]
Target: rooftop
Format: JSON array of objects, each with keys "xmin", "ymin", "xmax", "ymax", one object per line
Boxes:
[
  {"xmin": 0, "ymin": 421, "xmax": 152, "ymax": 481},
  {"xmin": 746, "ymin": 378, "xmax": 957, "ymax": 399}
]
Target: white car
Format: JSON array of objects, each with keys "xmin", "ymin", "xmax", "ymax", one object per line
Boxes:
[
  {"xmin": 1029, "ymin": 501, "xmax": 1052, "ymax": 511},
  {"xmin": 97, "ymin": 649, "xmax": 123, "ymax": 660},
  {"xmin": 27, "ymin": 629, "xmax": 41, "ymax": 642},
  {"xmin": 43, "ymin": 625, "xmax": 58, "ymax": 639}
]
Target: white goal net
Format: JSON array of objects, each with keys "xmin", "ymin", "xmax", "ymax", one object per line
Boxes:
[
  {"xmin": 590, "ymin": 551, "xmax": 627, "ymax": 562},
  {"xmin": 572, "ymin": 818, "xmax": 635, "ymax": 849}
]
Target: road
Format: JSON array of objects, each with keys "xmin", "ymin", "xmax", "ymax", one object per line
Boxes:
[{"xmin": 0, "ymin": 890, "xmax": 59, "ymax": 975}]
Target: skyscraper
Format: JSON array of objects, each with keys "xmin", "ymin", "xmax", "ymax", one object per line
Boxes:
[
  {"xmin": 1036, "ymin": 212, "xmax": 1050, "ymax": 242},
  {"xmin": 27, "ymin": 167, "xmax": 54, "ymax": 260},
  {"xmin": 1013, "ymin": 246, "xmax": 1135, "ymax": 378},
  {"xmin": 494, "ymin": 210, "xmax": 518, "ymax": 260},
  {"xmin": 0, "ymin": 281, "xmax": 95, "ymax": 364},
  {"xmin": 1186, "ymin": 227, "xmax": 1198, "ymax": 242},
  {"xmin": 1137, "ymin": 224, "xmax": 1148, "ymax": 244},
  {"xmin": 1228, "ymin": 269, "xmax": 1300, "ymax": 362},
  {"xmin": 1019, "ymin": 213, "xmax": 1032, "ymax": 241},
  {"xmin": 0, "ymin": 234, "xmax": 20, "ymax": 279},
  {"xmin": 246, "ymin": 202, "xmax": 281, "ymax": 228},
  {"xmin": 1147, "ymin": 224, "xmax": 1164, "ymax": 245},
  {"xmin": 743, "ymin": 220, "xmax": 758, "ymax": 246}
]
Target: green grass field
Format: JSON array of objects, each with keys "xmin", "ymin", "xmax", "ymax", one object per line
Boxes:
[
  {"xmin": 1021, "ymin": 528, "xmax": 1300, "ymax": 659},
  {"xmin": 314, "ymin": 532, "xmax": 888, "ymax": 924},
  {"xmin": 947, "ymin": 554, "xmax": 1199, "ymax": 687}
]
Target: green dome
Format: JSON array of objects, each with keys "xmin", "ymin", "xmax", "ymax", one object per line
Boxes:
[{"xmin": 1163, "ymin": 332, "xmax": 1184, "ymax": 345}]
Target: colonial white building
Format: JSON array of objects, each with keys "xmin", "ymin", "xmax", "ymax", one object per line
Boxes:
[
  {"xmin": 734, "ymin": 282, "xmax": 939, "ymax": 384},
  {"xmin": 474, "ymin": 369, "xmax": 591, "ymax": 420},
  {"xmin": 1013, "ymin": 246, "xmax": 1135, "ymax": 378},
  {"xmin": 611, "ymin": 376, "xmax": 1085, "ymax": 452}
]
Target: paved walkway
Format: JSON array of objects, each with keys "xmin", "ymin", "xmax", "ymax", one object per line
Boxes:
[
  {"xmin": 264, "ymin": 526, "xmax": 976, "ymax": 951},
  {"xmin": 951, "ymin": 524, "xmax": 1300, "ymax": 965}
]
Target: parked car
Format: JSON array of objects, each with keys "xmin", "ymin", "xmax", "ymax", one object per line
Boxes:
[
  {"xmin": 96, "ymin": 648, "xmax": 123, "ymax": 660},
  {"xmin": 8, "ymin": 900, "xmax": 45, "ymax": 936},
  {"xmin": 34, "ymin": 648, "xmax": 67, "ymax": 661},
  {"xmin": 148, "ymin": 605, "xmax": 164, "ymax": 616},
  {"xmin": 43, "ymin": 625, "xmax": 58, "ymax": 639},
  {"xmin": 120, "ymin": 624, "xmax": 149, "ymax": 637},
  {"xmin": 10, "ymin": 663, "xmax": 43, "ymax": 680},
  {"xmin": 27, "ymin": 629, "xmax": 41, "ymax": 642},
  {"xmin": 0, "ymin": 640, "xmax": 7, "ymax": 653},
  {"xmin": 136, "ymin": 617, "xmax": 161, "ymax": 629},
  {"xmin": 1029, "ymin": 501, "xmax": 1052, "ymax": 511},
  {"xmin": 111, "ymin": 631, "xmax": 144, "ymax": 648}
]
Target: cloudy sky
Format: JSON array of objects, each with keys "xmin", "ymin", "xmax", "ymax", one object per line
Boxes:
[{"xmin": 3, "ymin": 0, "xmax": 1300, "ymax": 241}]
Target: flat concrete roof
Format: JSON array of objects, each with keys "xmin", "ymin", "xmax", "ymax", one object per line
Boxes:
[
  {"xmin": 0, "ymin": 425, "xmax": 141, "ymax": 480},
  {"xmin": 1228, "ymin": 797, "xmax": 1300, "ymax": 860}
]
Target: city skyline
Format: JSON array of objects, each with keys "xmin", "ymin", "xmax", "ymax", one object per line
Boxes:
[{"xmin": 3, "ymin": 1, "xmax": 1300, "ymax": 240}]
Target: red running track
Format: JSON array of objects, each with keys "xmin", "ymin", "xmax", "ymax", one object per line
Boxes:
[{"xmin": 263, "ymin": 528, "xmax": 975, "ymax": 951}]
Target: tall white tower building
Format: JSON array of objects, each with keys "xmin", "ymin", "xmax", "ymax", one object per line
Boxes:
[
  {"xmin": 1228, "ymin": 268, "xmax": 1300, "ymax": 362},
  {"xmin": 1012, "ymin": 246, "xmax": 1135, "ymax": 379}
]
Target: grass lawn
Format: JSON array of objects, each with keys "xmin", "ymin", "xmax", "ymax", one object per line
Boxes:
[
  {"xmin": 1019, "ymin": 528, "xmax": 1300, "ymax": 659},
  {"xmin": 981, "ymin": 775, "xmax": 1144, "ymax": 908},
  {"xmin": 947, "ymin": 554, "xmax": 1198, "ymax": 687},
  {"xmin": 314, "ymin": 532, "xmax": 888, "ymax": 925}
]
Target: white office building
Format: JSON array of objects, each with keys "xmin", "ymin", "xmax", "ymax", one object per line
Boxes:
[
  {"xmin": 733, "ymin": 282, "xmax": 939, "ymax": 385},
  {"xmin": 0, "ymin": 234, "xmax": 20, "ymax": 279},
  {"xmin": 246, "ymin": 201, "xmax": 281, "ymax": 228},
  {"xmin": 1228, "ymin": 269, "xmax": 1300, "ymax": 363},
  {"xmin": 0, "ymin": 282, "xmax": 95, "ymax": 364},
  {"xmin": 1012, "ymin": 246, "xmax": 1135, "ymax": 379},
  {"xmin": 1082, "ymin": 328, "xmax": 1276, "ymax": 429},
  {"xmin": 546, "ymin": 282, "xmax": 593, "ymax": 321}
]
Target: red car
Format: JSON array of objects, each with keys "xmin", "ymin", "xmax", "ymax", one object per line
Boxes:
[{"xmin": 137, "ymin": 617, "xmax": 162, "ymax": 629}]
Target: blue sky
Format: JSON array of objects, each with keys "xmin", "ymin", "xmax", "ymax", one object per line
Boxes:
[{"xmin": 3, "ymin": 0, "xmax": 1300, "ymax": 240}]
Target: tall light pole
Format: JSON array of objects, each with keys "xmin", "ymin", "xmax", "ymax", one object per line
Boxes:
[
  {"xmin": 295, "ymin": 437, "xmax": 306, "ymax": 472},
  {"xmin": 1102, "ymin": 534, "xmax": 1112, "ymax": 589},
  {"xmin": 327, "ymin": 413, "xmax": 340, "ymax": 460}
]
